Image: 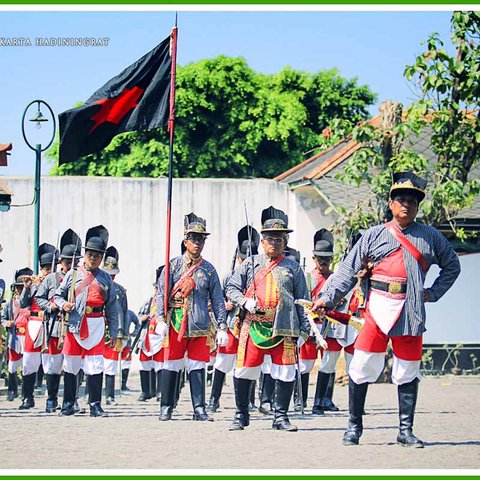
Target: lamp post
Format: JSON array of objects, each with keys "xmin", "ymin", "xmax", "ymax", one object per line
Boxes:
[{"xmin": 21, "ymin": 100, "xmax": 56, "ymax": 274}]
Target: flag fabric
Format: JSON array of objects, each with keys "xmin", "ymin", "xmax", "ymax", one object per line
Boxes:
[{"xmin": 58, "ymin": 35, "xmax": 172, "ymax": 165}]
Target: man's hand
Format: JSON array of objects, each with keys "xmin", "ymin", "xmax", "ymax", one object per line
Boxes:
[
  {"xmin": 50, "ymin": 303, "xmax": 58, "ymax": 312},
  {"xmin": 225, "ymin": 300, "xmax": 234, "ymax": 312},
  {"xmin": 140, "ymin": 314, "xmax": 149, "ymax": 323},
  {"xmin": 155, "ymin": 321, "xmax": 168, "ymax": 339},
  {"xmin": 108, "ymin": 337, "xmax": 116, "ymax": 348},
  {"xmin": 244, "ymin": 298, "xmax": 257, "ymax": 314},
  {"xmin": 22, "ymin": 276, "xmax": 33, "ymax": 289},
  {"xmin": 216, "ymin": 329, "xmax": 229, "ymax": 347},
  {"xmin": 310, "ymin": 299, "xmax": 327, "ymax": 315},
  {"xmin": 62, "ymin": 302, "xmax": 74, "ymax": 312}
]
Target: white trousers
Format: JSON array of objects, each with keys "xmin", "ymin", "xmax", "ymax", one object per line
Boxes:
[
  {"xmin": 163, "ymin": 358, "xmax": 206, "ymax": 373},
  {"xmin": 235, "ymin": 363, "xmax": 296, "ymax": 382},
  {"xmin": 213, "ymin": 352, "xmax": 236, "ymax": 374},
  {"xmin": 298, "ymin": 358, "xmax": 316, "ymax": 374},
  {"xmin": 64, "ymin": 354, "xmax": 103, "ymax": 376},
  {"xmin": 349, "ymin": 350, "xmax": 422, "ymax": 385},
  {"xmin": 42, "ymin": 353, "xmax": 63, "ymax": 375},
  {"xmin": 8, "ymin": 358, "xmax": 22, "ymax": 374},
  {"xmin": 22, "ymin": 352, "xmax": 41, "ymax": 376}
]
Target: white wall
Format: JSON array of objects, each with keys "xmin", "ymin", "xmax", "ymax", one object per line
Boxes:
[{"xmin": 0, "ymin": 176, "xmax": 328, "ymax": 313}]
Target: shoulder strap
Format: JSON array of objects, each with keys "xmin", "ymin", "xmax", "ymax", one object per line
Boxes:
[
  {"xmin": 386, "ymin": 222, "xmax": 428, "ymax": 273},
  {"xmin": 74, "ymin": 266, "xmax": 99, "ymax": 297}
]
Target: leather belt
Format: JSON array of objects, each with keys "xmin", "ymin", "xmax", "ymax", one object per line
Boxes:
[
  {"xmin": 30, "ymin": 311, "xmax": 40, "ymax": 317},
  {"xmin": 170, "ymin": 299, "xmax": 184, "ymax": 308},
  {"xmin": 370, "ymin": 279, "xmax": 407, "ymax": 294},
  {"xmin": 85, "ymin": 305, "xmax": 104, "ymax": 314}
]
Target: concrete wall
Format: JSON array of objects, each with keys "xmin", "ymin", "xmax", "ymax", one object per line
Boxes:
[{"xmin": 0, "ymin": 176, "xmax": 331, "ymax": 313}]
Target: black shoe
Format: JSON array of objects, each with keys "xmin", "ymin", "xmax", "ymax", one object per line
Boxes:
[
  {"xmin": 121, "ymin": 385, "xmax": 131, "ymax": 392},
  {"xmin": 343, "ymin": 428, "xmax": 362, "ymax": 446},
  {"xmin": 18, "ymin": 397, "xmax": 35, "ymax": 410},
  {"xmin": 45, "ymin": 398, "xmax": 58, "ymax": 413},
  {"xmin": 138, "ymin": 392, "xmax": 151, "ymax": 401},
  {"xmin": 229, "ymin": 412, "xmax": 249, "ymax": 431},
  {"xmin": 90, "ymin": 402, "xmax": 108, "ymax": 417},
  {"xmin": 272, "ymin": 417, "xmax": 298, "ymax": 432},
  {"xmin": 312, "ymin": 405, "xmax": 325, "ymax": 416},
  {"xmin": 192, "ymin": 406, "xmax": 214, "ymax": 421},
  {"xmin": 397, "ymin": 430, "xmax": 424, "ymax": 448},
  {"xmin": 106, "ymin": 396, "xmax": 117, "ymax": 406},
  {"xmin": 59, "ymin": 401, "xmax": 76, "ymax": 416},
  {"xmin": 258, "ymin": 403, "xmax": 273, "ymax": 415},
  {"xmin": 159, "ymin": 405, "xmax": 173, "ymax": 421},
  {"xmin": 206, "ymin": 398, "xmax": 219, "ymax": 413},
  {"xmin": 7, "ymin": 391, "xmax": 18, "ymax": 402},
  {"xmin": 397, "ymin": 378, "xmax": 424, "ymax": 448},
  {"xmin": 74, "ymin": 400, "xmax": 85, "ymax": 414},
  {"xmin": 342, "ymin": 378, "xmax": 368, "ymax": 446}
]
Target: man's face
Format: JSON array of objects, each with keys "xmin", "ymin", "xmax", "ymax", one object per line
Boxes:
[
  {"xmin": 84, "ymin": 250, "xmax": 103, "ymax": 270},
  {"xmin": 40, "ymin": 265, "xmax": 52, "ymax": 276},
  {"xmin": 313, "ymin": 255, "xmax": 332, "ymax": 274},
  {"xmin": 389, "ymin": 193, "xmax": 419, "ymax": 226},
  {"xmin": 261, "ymin": 233, "xmax": 286, "ymax": 258},
  {"xmin": 184, "ymin": 233, "xmax": 206, "ymax": 258},
  {"xmin": 60, "ymin": 258, "xmax": 72, "ymax": 272}
]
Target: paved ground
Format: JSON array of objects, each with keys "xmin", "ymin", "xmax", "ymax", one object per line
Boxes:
[{"xmin": 0, "ymin": 373, "xmax": 479, "ymax": 471}]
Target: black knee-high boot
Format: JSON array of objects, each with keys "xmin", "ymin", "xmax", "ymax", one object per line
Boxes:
[
  {"xmin": 397, "ymin": 378, "xmax": 424, "ymax": 448},
  {"xmin": 45, "ymin": 373, "xmax": 61, "ymax": 413},
  {"xmin": 312, "ymin": 371, "xmax": 330, "ymax": 415},
  {"xmin": 156, "ymin": 370, "xmax": 163, "ymax": 401},
  {"xmin": 321, "ymin": 372, "xmax": 339, "ymax": 411},
  {"xmin": 138, "ymin": 370, "xmax": 151, "ymax": 401},
  {"xmin": 272, "ymin": 380, "xmax": 297, "ymax": 432},
  {"xmin": 88, "ymin": 373, "xmax": 108, "ymax": 417},
  {"xmin": 343, "ymin": 378, "xmax": 368, "ymax": 446},
  {"xmin": 294, "ymin": 372, "xmax": 310, "ymax": 411},
  {"xmin": 159, "ymin": 369, "xmax": 179, "ymax": 421},
  {"xmin": 60, "ymin": 372, "xmax": 77, "ymax": 416},
  {"xmin": 207, "ymin": 369, "xmax": 225, "ymax": 413},
  {"xmin": 105, "ymin": 374, "xmax": 117, "ymax": 405},
  {"xmin": 121, "ymin": 368, "xmax": 130, "ymax": 391},
  {"xmin": 18, "ymin": 373, "xmax": 36, "ymax": 410},
  {"xmin": 149, "ymin": 369, "xmax": 157, "ymax": 399},
  {"xmin": 189, "ymin": 368, "xmax": 213, "ymax": 421},
  {"xmin": 259, "ymin": 373, "xmax": 275, "ymax": 415},
  {"xmin": 249, "ymin": 380, "xmax": 257, "ymax": 411},
  {"xmin": 7, "ymin": 372, "xmax": 18, "ymax": 401},
  {"xmin": 229, "ymin": 377, "xmax": 252, "ymax": 431}
]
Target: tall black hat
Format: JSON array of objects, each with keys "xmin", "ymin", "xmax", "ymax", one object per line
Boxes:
[
  {"xmin": 38, "ymin": 243, "xmax": 58, "ymax": 267},
  {"xmin": 153, "ymin": 265, "xmax": 164, "ymax": 286},
  {"xmin": 60, "ymin": 228, "xmax": 82, "ymax": 259},
  {"xmin": 284, "ymin": 246, "xmax": 301, "ymax": 263},
  {"xmin": 103, "ymin": 246, "xmax": 119, "ymax": 275},
  {"xmin": 84, "ymin": 225, "xmax": 109, "ymax": 253},
  {"xmin": 312, "ymin": 229, "xmax": 334, "ymax": 257},
  {"xmin": 237, "ymin": 225, "xmax": 260, "ymax": 260},
  {"xmin": 260, "ymin": 206, "xmax": 293, "ymax": 234},
  {"xmin": 184, "ymin": 213, "xmax": 210, "ymax": 236},
  {"xmin": 14, "ymin": 267, "xmax": 33, "ymax": 286},
  {"xmin": 389, "ymin": 171, "xmax": 427, "ymax": 202}
]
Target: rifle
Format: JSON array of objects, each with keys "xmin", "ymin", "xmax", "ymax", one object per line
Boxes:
[
  {"xmin": 294, "ymin": 299, "xmax": 364, "ymax": 331},
  {"xmin": 57, "ymin": 244, "xmax": 79, "ymax": 350},
  {"xmin": 295, "ymin": 342, "xmax": 304, "ymax": 415}
]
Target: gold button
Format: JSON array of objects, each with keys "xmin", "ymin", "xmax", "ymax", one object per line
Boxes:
[{"xmin": 86, "ymin": 306, "xmax": 93, "ymax": 314}]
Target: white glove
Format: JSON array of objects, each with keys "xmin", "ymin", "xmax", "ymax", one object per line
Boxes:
[
  {"xmin": 216, "ymin": 329, "xmax": 229, "ymax": 347},
  {"xmin": 155, "ymin": 321, "xmax": 168, "ymax": 338},
  {"xmin": 244, "ymin": 298, "xmax": 257, "ymax": 314},
  {"xmin": 297, "ymin": 336, "xmax": 306, "ymax": 348}
]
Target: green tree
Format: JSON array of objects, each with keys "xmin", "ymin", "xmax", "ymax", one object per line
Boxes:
[
  {"xmin": 48, "ymin": 56, "xmax": 375, "ymax": 178},
  {"xmin": 333, "ymin": 11, "xmax": 480, "ymax": 251}
]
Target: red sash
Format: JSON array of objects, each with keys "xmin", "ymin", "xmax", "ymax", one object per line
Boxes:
[
  {"xmin": 77, "ymin": 266, "xmax": 104, "ymax": 340},
  {"xmin": 311, "ymin": 270, "xmax": 331, "ymax": 299},
  {"xmin": 386, "ymin": 222, "xmax": 428, "ymax": 273},
  {"xmin": 170, "ymin": 258, "xmax": 204, "ymax": 341},
  {"xmin": 245, "ymin": 254, "xmax": 285, "ymax": 299}
]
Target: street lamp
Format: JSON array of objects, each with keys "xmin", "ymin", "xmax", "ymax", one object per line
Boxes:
[{"xmin": 21, "ymin": 100, "xmax": 56, "ymax": 274}]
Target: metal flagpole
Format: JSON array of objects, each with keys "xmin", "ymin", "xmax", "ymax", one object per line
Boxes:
[{"xmin": 163, "ymin": 16, "xmax": 178, "ymax": 316}]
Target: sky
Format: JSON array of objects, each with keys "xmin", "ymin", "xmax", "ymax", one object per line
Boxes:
[{"xmin": 0, "ymin": 8, "xmax": 456, "ymax": 176}]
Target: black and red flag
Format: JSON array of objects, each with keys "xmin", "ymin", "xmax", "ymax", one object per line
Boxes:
[{"xmin": 58, "ymin": 35, "xmax": 172, "ymax": 165}]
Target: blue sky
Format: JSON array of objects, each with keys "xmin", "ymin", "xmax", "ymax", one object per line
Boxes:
[{"xmin": 0, "ymin": 8, "xmax": 455, "ymax": 176}]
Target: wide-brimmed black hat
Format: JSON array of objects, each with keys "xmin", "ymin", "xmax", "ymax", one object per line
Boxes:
[
  {"xmin": 237, "ymin": 225, "xmax": 260, "ymax": 259},
  {"xmin": 284, "ymin": 245, "xmax": 301, "ymax": 263},
  {"xmin": 84, "ymin": 225, "xmax": 109, "ymax": 253},
  {"xmin": 60, "ymin": 228, "xmax": 82, "ymax": 259},
  {"xmin": 313, "ymin": 229, "xmax": 334, "ymax": 257},
  {"xmin": 184, "ymin": 213, "xmax": 210, "ymax": 236},
  {"xmin": 14, "ymin": 267, "xmax": 33, "ymax": 286},
  {"xmin": 38, "ymin": 243, "xmax": 58, "ymax": 267},
  {"xmin": 260, "ymin": 206, "xmax": 293, "ymax": 234},
  {"xmin": 103, "ymin": 246, "xmax": 119, "ymax": 275},
  {"xmin": 390, "ymin": 171, "xmax": 427, "ymax": 202}
]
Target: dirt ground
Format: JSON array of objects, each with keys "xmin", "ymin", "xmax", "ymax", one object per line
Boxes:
[{"xmin": 0, "ymin": 372, "xmax": 479, "ymax": 471}]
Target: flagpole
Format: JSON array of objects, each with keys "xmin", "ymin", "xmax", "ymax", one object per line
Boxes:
[{"xmin": 163, "ymin": 20, "xmax": 178, "ymax": 316}]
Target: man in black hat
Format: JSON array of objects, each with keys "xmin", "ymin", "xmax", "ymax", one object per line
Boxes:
[
  {"xmin": 226, "ymin": 207, "xmax": 310, "ymax": 432},
  {"xmin": 18, "ymin": 243, "xmax": 58, "ymax": 409},
  {"xmin": 137, "ymin": 266, "xmax": 165, "ymax": 402},
  {"xmin": 35, "ymin": 229, "xmax": 81, "ymax": 413},
  {"xmin": 54, "ymin": 225, "xmax": 119, "ymax": 417},
  {"xmin": 207, "ymin": 225, "xmax": 260, "ymax": 413},
  {"xmin": 156, "ymin": 213, "xmax": 226, "ymax": 422},
  {"xmin": 120, "ymin": 309, "xmax": 140, "ymax": 392},
  {"xmin": 311, "ymin": 172, "xmax": 461, "ymax": 447},
  {"xmin": 102, "ymin": 246, "xmax": 128, "ymax": 406},
  {"xmin": 1, "ymin": 268, "xmax": 32, "ymax": 401}
]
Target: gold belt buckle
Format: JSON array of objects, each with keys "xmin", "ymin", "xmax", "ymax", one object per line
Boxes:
[
  {"xmin": 388, "ymin": 282, "xmax": 403, "ymax": 294},
  {"xmin": 86, "ymin": 306, "xmax": 93, "ymax": 314}
]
